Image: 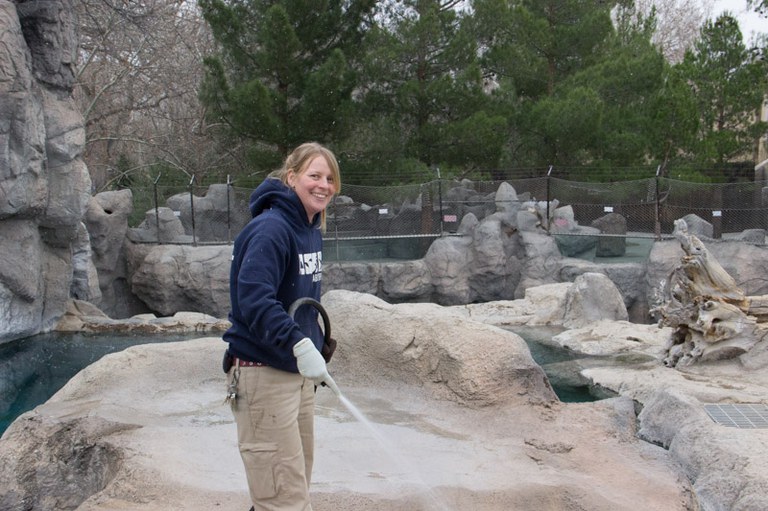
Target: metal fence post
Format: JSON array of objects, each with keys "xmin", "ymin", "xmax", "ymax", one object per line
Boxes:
[
  {"xmin": 189, "ymin": 176, "xmax": 197, "ymax": 247},
  {"xmin": 153, "ymin": 173, "xmax": 161, "ymax": 244},
  {"xmin": 546, "ymin": 165, "xmax": 553, "ymax": 232},
  {"xmin": 330, "ymin": 196, "xmax": 340, "ymax": 261},
  {"xmin": 226, "ymin": 174, "xmax": 232, "ymax": 244},
  {"xmin": 763, "ymin": 185, "xmax": 768, "ymax": 233},
  {"xmin": 436, "ymin": 167, "xmax": 443, "ymax": 235},
  {"xmin": 712, "ymin": 185, "xmax": 723, "ymax": 239},
  {"xmin": 655, "ymin": 165, "xmax": 661, "ymax": 241}
]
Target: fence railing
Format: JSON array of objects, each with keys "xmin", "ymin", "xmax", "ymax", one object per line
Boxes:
[{"xmin": 125, "ymin": 174, "xmax": 768, "ymax": 260}]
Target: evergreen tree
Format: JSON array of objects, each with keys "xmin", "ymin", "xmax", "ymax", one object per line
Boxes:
[
  {"xmin": 646, "ymin": 64, "xmax": 699, "ymax": 171},
  {"xmin": 566, "ymin": 3, "xmax": 669, "ymax": 168},
  {"xmin": 475, "ymin": 0, "xmax": 617, "ymax": 100},
  {"xmin": 677, "ymin": 14, "xmax": 768, "ymax": 165},
  {"xmin": 480, "ymin": 0, "xmax": 673, "ymax": 169},
  {"xmin": 343, "ymin": 0, "xmax": 508, "ymax": 181},
  {"xmin": 198, "ymin": 0, "xmax": 376, "ymax": 169}
]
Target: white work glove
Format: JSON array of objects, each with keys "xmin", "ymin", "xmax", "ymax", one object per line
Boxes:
[{"xmin": 293, "ymin": 338, "xmax": 340, "ymax": 396}]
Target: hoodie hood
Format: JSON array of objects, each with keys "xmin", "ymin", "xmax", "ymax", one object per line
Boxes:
[{"xmin": 249, "ymin": 177, "xmax": 320, "ymax": 228}]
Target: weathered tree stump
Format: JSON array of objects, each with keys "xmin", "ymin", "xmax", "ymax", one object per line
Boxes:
[
  {"xmin": 747, "ymin": 295, "xmax": 768, "ymax": 324},
  {"xmin": 654, "ymin": 219, "xmax": 768, "ymax": 367}
]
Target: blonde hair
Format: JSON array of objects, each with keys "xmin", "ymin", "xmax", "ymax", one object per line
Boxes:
[{"xmin": 271, "ymin": 142, "xmax": 341, "ymax": 231}]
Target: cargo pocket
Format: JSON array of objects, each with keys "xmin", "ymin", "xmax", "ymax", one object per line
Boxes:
[{"xmin": 240, "ymin": 442, "xmax": 279, "ymax": 499}]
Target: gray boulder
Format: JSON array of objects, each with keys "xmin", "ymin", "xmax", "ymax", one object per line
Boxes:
[
  {"xmin": 130, "ymin": 244, "xmax": 232, "ymax": 317},
  {"xmin": 470, "ymin": 212, "xmax": 523, "ymax": 301},
  {"xmin": 164, "ymin": 184, "xmax": 250, "ymax": 242},
  {"xmin": 550, "ymin": 205, "xmax": 600, "ymax": 256},
  {"xmin": 84, "ymin": 190, "xmax": 133, "ymax": 314},
  {"xmin": 558, "ymin": 258, "xmax": 649, "ymax": 322},
  {"xmin": 735, "ymin": 229, "xmax": 766, "ymax": 244},
  {"xmin": 591, "ymin": 212, "xmax": 627, "ymax": 257},
  {"xmin": 456, "ymin": 276, "xmax": 630, "ymax": 330},
  {"xmin": 680, "ymin": 213, "xmax": 713, "ymax": 239},
  {"xmin": 562, "ymin": 272, "xmax": 629, "ymax": 329},
  {"xmin": 323, "ymin": 289, "xmax": 557, "ymax": 406},
  {"xmin": 128, "ymin": 206, "xmax": 190, "ymax": 244},
  {"xmin": 422, "ymin": 233, "xmax": 474, "ymax": 304},
  {"xmin": 494, "ymin": 181, "xmax": 518, "ymax": 214},
  {"xmin": 513, "ymin": 230, "xmax": 563, "ymax": 296}
]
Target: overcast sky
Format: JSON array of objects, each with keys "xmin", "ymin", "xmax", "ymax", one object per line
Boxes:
[{"xmin": 711, "ymin": 0, "xmax": 767, "ymax": 41}]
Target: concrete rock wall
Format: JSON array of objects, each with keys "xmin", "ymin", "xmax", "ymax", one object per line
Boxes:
[{"xmin": 0, "ymin": 1, "xmax": 92, "ymax": 341}]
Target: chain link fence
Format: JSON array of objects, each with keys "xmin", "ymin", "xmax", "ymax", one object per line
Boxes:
[{"xmin": 125, "ymin": 174, "xmax": 768, "ymax": 260}]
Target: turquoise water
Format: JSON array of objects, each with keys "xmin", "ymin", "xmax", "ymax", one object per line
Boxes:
[
  {"xmin": 509, "ymin": 326, "xmax": 608, "ymax": 403},
  {"xmin": 323, "ymin": 237, "xmax": 432, "ymax": 262},
  {"xmin": 0, "ymin": 332, "xmax": 201, "ymax": 436}
]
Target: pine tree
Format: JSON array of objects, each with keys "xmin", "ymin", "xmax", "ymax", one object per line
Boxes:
[
  {"xmin": 475, "ymin": 0, "xmax": 617, "ymax": 100},
  {"xmin": 677, "ymin": 14, "xmax": 768, "ymax": 164},
  {"xmin": 346, "ymin": 0, "xmax": 507, "ymax": 179},
  {"xmin": 198, "ymin": 0, "xmax": 376, "ymax": 169}
]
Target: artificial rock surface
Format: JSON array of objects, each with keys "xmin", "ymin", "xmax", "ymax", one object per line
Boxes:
[
  {"xmin": 10, "ymin": 288, "xmax": 768, "ymax": 510},
  {"xmin": 0, "ymin": 0, "xmax": 92, "ymax": 341}
]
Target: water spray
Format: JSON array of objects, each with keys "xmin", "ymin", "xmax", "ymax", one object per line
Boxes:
[{"xmin": 289, "ymin": 298, "xmax": 452, "ymax": 511}]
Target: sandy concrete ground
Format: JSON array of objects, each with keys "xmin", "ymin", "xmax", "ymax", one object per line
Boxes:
[
  {"xmin": 10, "ymin": 338, "xmax": 695, "ymax": 511},
  {"xmin": 308, "ymin": 380, "xmax": 692, "ymax": 511},
  {"xmin": 131, "ymin": 382, "xmax": 690, "ymax": 511}
]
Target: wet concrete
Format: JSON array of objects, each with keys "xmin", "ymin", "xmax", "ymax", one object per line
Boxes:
[{"xmin": 306, "ymin": 378, "xmax": 693, "ymax": 511}]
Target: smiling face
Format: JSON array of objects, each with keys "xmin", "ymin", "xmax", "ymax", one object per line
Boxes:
[{"xmin": 288, "ymin": 155, "xmax": 337, "ymax": 222}]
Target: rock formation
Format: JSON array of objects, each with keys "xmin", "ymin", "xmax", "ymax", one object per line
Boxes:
[
  {"xmin": 165, "ymin": 184, "xmax": 251, "ymax": 243},
  {"xmin": 581, "ymin": 349, "xmax": 768, "ymax": 511},
  {"xmin": 83, "ymin": 190, "xmax": 147, "ymax": 318},
  {"xmin": 5, "ymin": 286, "xmax": 768, "ymax": 510},
  {"xmin": 653, "ymin": 219, "xmax": 768, "ymax": 367},
  {"xmin": 71, "ymin": 180, "xmax": 763, "ymax": 327},
  {"xmin": 54, "ymin": 299, "xmax": 230, "ymax": 335},
  {"xmin": 1, "ymin": 289, "xmax": 704, "ymax": 511},
  {"xmin": 0, "ymin": 1, "xmax": 93, "ymax": 340},
  {"xmin": 115, "ymin": 188, "xmax": 644, "ymax": 318},
  {"xmin": 322, "ymin": 290, "xmax": 557, "ymax": 407}
]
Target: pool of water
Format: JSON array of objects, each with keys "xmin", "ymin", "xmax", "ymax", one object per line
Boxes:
[
  {"xmin": 509, "ymin": 326, "xmax": 613, "ymax": 403},
  {"xmin": 0, "ymin": 332, "xmax": 201, "ymax": 436},
  {"xmin": 323, "ymin": 237, "xmax": 432, "ymax": 262}
]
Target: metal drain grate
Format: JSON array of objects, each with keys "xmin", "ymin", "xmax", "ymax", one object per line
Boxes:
[{"xmin": 704, "ymin": 404, "xmax": 768, "ymax": 429}]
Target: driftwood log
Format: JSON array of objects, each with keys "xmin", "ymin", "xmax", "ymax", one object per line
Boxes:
[
  {"xmin": 654, "ymin": 219, "xmax": 768, "ymax": 367},
  {"xmin": 747, "ymin": 295, "xmax": 768, "ymax": 324}
]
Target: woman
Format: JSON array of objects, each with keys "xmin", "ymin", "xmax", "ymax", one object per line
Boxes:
[{"xmin": 223, "ymin": 142, "xmax": 340, "ymax": 511}]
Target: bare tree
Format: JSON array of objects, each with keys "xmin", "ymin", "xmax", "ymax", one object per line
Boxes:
[
  {"xmin": 634, "ymin": 0, "xmax": 714, "ymax": 62},
  {"xmin": 74, "ymin": 0, "xmax": 242, "ymax": 192}
]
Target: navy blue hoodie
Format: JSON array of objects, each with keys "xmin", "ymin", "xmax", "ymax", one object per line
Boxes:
[{"xmin": 223, "ymin": 177, "xmax": 324, "ymax": 372}]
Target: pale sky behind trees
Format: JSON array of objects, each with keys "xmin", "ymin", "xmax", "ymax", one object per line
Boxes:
[{"xmin": 711, "ymin": 0, "xmax": 767, "ymax": 40}]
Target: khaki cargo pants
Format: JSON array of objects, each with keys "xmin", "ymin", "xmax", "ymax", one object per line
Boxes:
[{"xmin": 229, "ymin": 364, "xmax": 315, "ymax": 511}]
